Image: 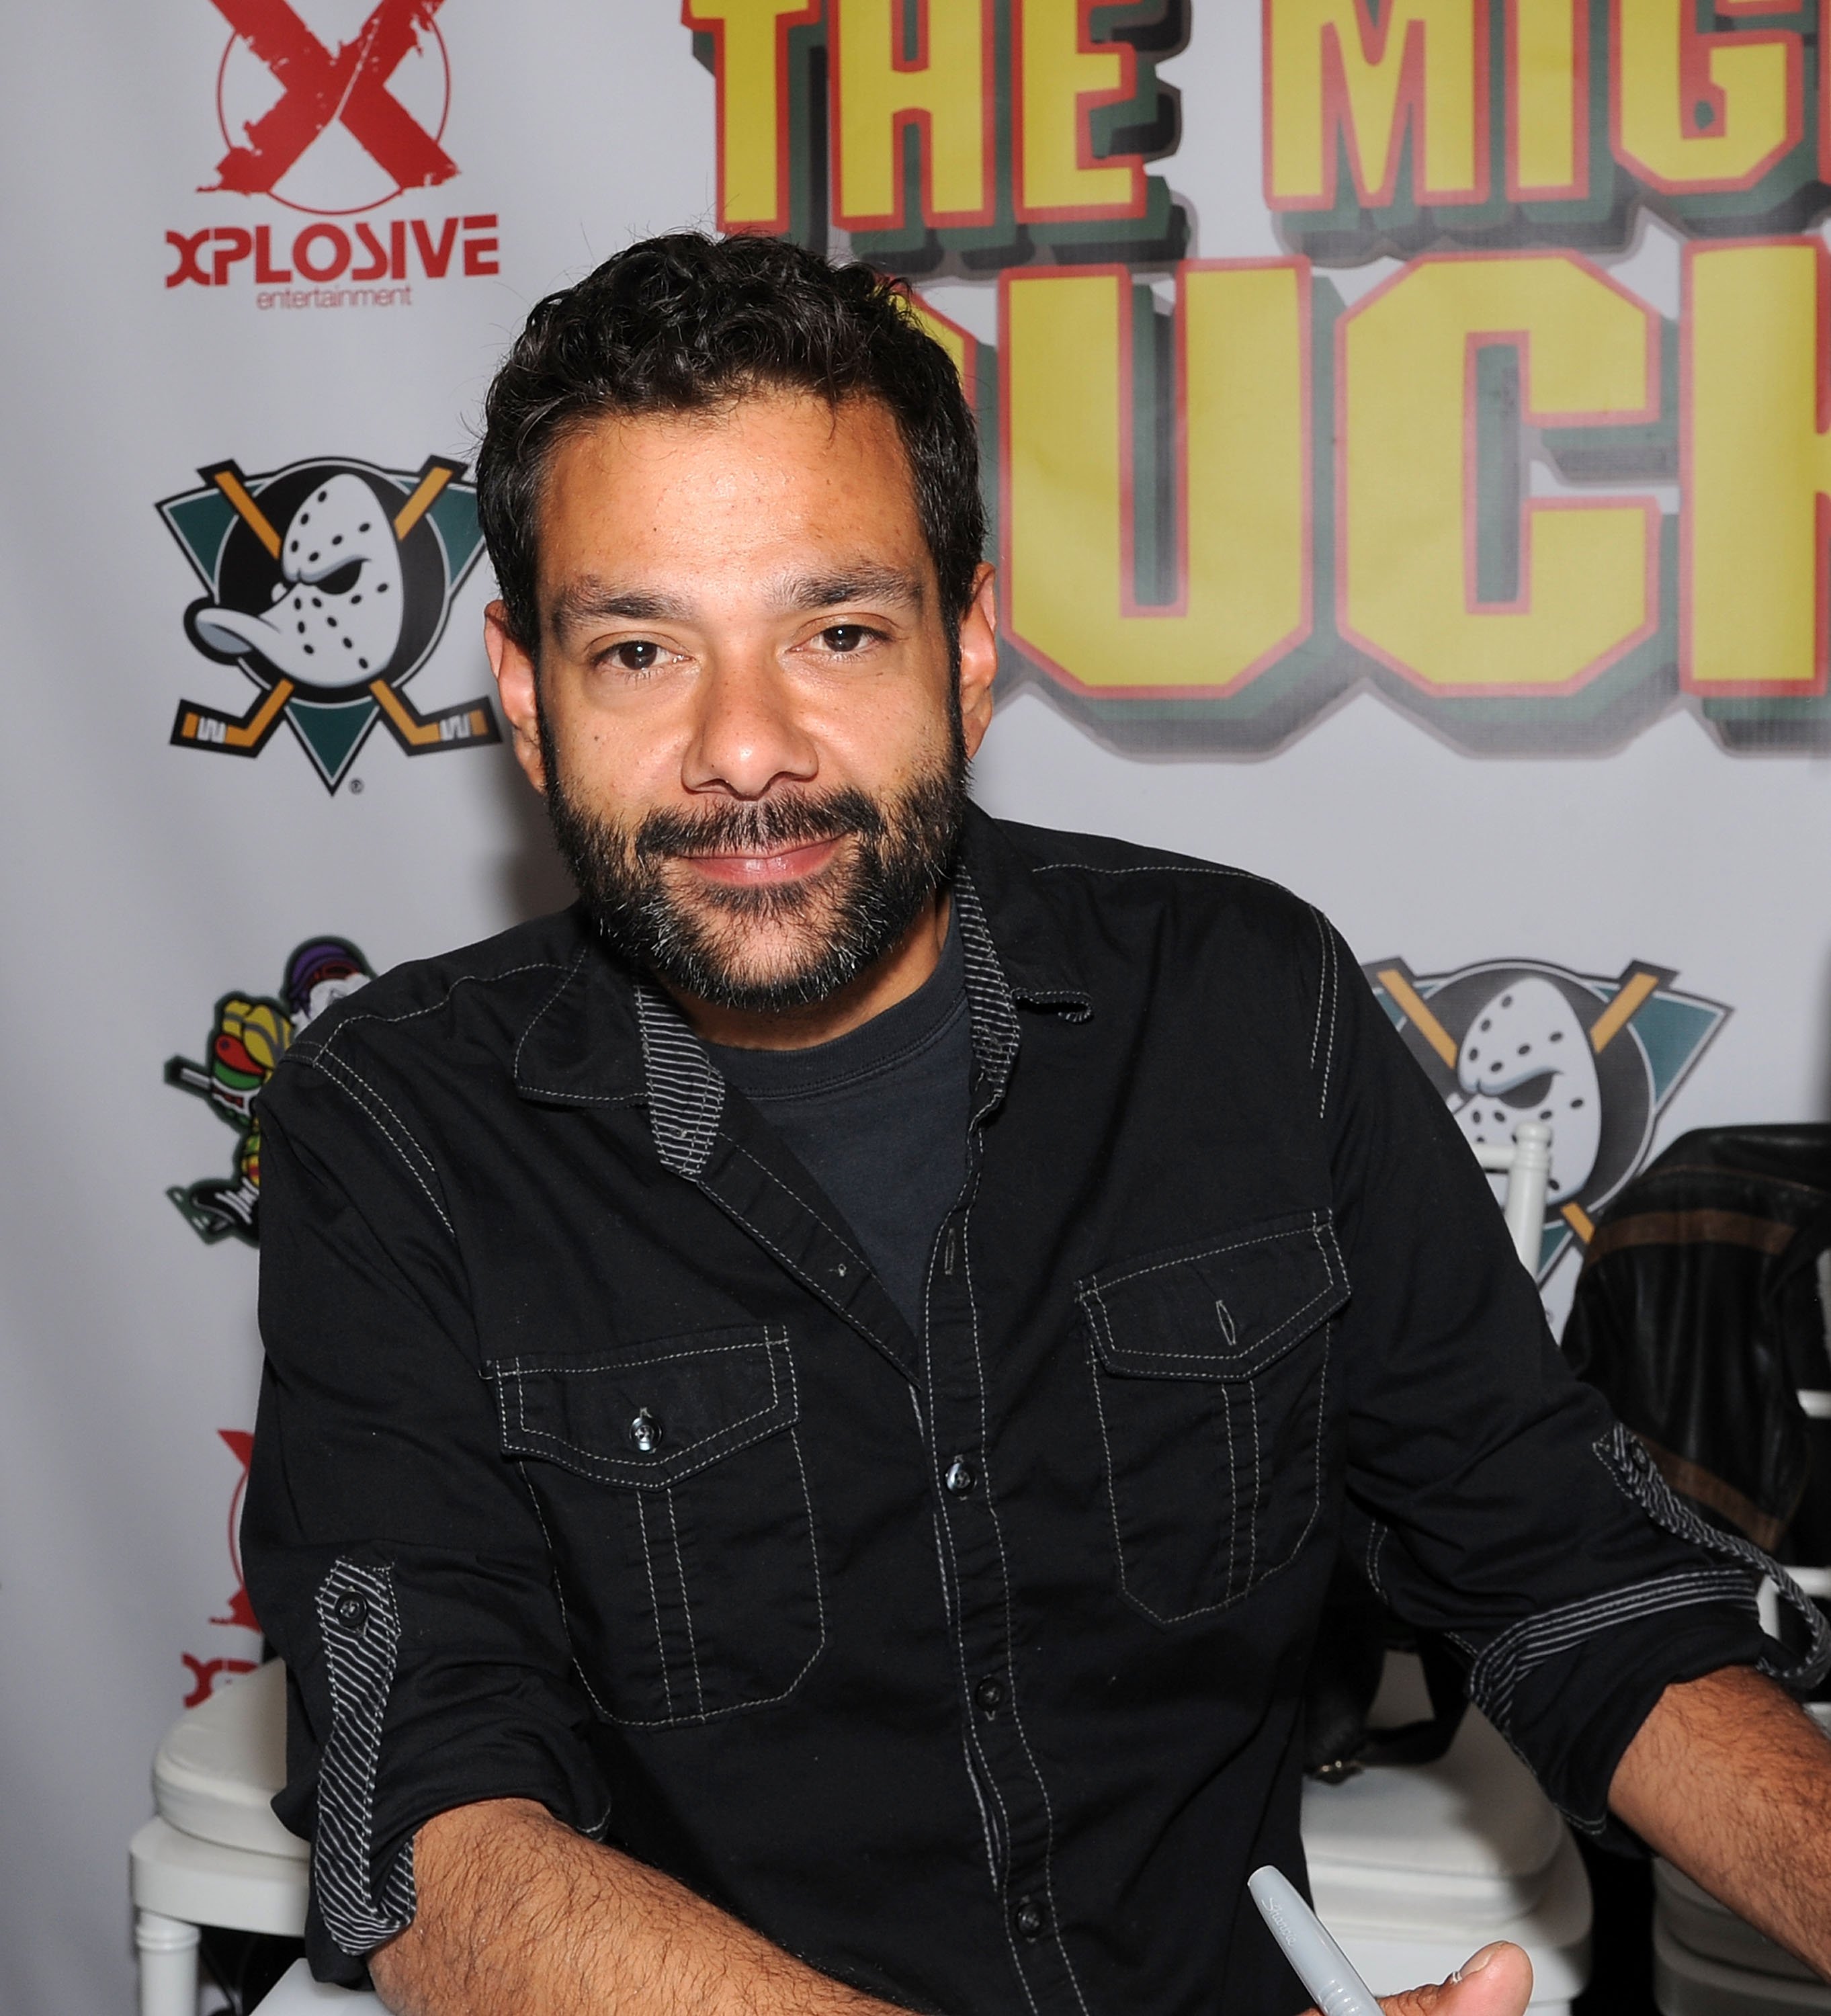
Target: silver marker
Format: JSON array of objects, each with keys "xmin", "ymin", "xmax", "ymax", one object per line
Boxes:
[{"xmin": 1248, "ymin": 1864, "xmax": 1385, "ymax": 2016}]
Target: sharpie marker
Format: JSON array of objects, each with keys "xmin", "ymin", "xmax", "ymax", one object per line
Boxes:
[{"xmin": 1248, "ymin": 1865, "xmax": 1385, "ymax": 2016}]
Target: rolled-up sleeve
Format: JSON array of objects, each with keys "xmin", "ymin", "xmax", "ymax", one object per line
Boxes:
[
  {"xmin": 243, "ymin": 1053, "xmax": 609, "ymax": 1985},
  {"xmin": 1311, "ymin": 920, "xmax": 1828, "ymax": 1833}
]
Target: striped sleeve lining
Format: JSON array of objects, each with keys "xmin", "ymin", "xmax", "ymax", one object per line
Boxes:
[
  {"xmin": 313, "ymin": 1560, "xmax": 417, "ymax": 1956},
  {"xmin": 1596, "ymin": 1421, "xmax": 1831, "ymax": 1690}
]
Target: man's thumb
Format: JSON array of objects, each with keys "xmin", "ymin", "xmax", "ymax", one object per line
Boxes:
[{"xmin": 1377, "ymin": 1940, "xmax": 1535, "ymax": 2016}]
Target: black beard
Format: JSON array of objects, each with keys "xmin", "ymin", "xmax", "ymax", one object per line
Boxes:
[{"xmin": 541, "ymin": 718, "xmax": 969, "ymax": 1015}]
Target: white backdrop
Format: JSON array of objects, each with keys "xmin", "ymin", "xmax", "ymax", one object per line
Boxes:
[{"xmin": 2, "ymin": 3, "xmax": 1828, "ymax": 2009}]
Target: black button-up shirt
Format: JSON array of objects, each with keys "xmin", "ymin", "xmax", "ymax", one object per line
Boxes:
[{"xmin": 246, "ymin": 808, "xmax": 1796, "ymax": 2015}]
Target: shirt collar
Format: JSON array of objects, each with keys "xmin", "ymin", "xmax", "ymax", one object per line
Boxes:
[{"xmin": 511, "ymin": 804, "xmax": 1093, "ymax": 1117}]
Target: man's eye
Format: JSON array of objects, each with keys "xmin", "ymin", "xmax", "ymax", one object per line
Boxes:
[
  {"xmin": 608, "ymin": 640, "xmax": 662, "ymax": 673},
  {"xmin": 820, "ymin": 625, "xmax": 871, "ymax": 653}
]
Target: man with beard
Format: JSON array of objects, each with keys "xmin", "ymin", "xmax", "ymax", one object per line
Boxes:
[{"xmin": 245, "ymin": 235, "xmax": 1831, "ymax": 2016}]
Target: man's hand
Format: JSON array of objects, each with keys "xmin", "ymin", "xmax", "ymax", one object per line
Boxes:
[
  {"xmin": 1304, "ymin": 1941, "xmax": 1532, "ymax": 2016},
  {"xmin": 1610, "ymin": 1662, "xmax": 1831, "ymax": 1979},
  {"xmin": 1290, "ymin": 1935, "xmax": 1540, "ymax": 2016},
  {"xmin": 368, "ymin": 1798, "xmax": 914, "ymax": 2016}
]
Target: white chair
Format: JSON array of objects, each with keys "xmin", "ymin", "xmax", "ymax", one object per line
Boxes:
[
  {"xmin": 1653, "ymin": 1843, "xmax": 1831, "ymax": 2015},
  {"xmin": 128, "ymin": 1660, "xmax": 336, "ymax": 2015},
  {"xmin": 241, "ymin": 1956, "xmax": 368, "ymax": 2012},
  {"xmin": 1472, "ymin": 1118, "xmax": 1553, "ymax": 1273},
  {"xmin": 1299, "ymin": 1118, "xmax": 1590, "ymax": 2012},
  {"xmin": 1301, "ymin": 1652, "xmax": 1592, "ymax": 2013}
]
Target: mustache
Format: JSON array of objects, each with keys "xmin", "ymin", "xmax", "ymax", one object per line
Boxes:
[{"xmin": 631, "ymin": 788, "xmax": 886, "ymax": 864}]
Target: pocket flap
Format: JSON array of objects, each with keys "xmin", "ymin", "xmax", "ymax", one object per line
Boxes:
[
  {"xmin": 1080, "ymin": 1211, "xmax": 1349, "ymax": 1379},
  {"xmin": 486, "ymin": 1326, "xmax": 795, "ymax": 1488}
]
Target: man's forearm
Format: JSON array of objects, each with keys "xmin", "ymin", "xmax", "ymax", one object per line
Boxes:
[
  {"xmin": 1609, "ymin": 1663, "xmax": 1831, "ymax": 1978},
  {"xmin": 367, "ymin": 1798, "xmax": 914, "ymax": 2016}
]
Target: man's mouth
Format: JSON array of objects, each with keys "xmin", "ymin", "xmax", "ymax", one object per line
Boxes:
[{"xmin": 672, "ymin": 835, "xmax": 847, "ymax": 888}]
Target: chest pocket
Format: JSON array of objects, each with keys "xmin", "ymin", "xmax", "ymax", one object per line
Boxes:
[
  {"xmin": 1078, "ymin": 1212, "xmax": 1349, "ymax": 1626},
  {"xmin": 488, "ymin": 1326, "xmax": 822, "ymax": 1727}
]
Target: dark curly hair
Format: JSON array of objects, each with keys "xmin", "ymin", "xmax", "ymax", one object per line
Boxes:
[{"xmin": 477, "ymin": 233, "xmax": 984, "ymax": 657}]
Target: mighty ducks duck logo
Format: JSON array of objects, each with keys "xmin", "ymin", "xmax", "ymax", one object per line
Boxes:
[
  {"xmin": 165, "ymin": 937, "xmax": 374, "ymax": 1244},
  {"xmin": 1367, "ymin": 957, "xmax": 1730, "ymax": 1278},
  {"xmin": 157, "ymin": 454, "xmax": 499, "ymax": 790}
]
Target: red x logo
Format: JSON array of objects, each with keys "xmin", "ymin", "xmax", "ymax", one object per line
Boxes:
[{"xmin": 207, "ymin": 0, "xmax": 456, "ymax": 199}]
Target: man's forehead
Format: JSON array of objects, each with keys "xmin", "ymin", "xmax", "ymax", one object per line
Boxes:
[{"xmin": 555, "ymin": 382, "xmax": 907, "ymax": 471}]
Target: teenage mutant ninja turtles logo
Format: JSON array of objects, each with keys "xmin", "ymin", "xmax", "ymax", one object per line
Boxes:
[
  {"xmin": 165, "ymin": 936, "xmax": 374, "ymax": 1244},
  {"xmin": 1366, "ymin": 957, "xmax": 1730, "ymax": 1279},
  {"xmin": 157, "ymin": 454, "xmax": 499, "ymax": 791}
]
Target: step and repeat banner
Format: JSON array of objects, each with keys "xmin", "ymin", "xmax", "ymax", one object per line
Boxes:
[{"xmin": 3, "ymin": 1, "xmax": 1829, "ymax": 2006}]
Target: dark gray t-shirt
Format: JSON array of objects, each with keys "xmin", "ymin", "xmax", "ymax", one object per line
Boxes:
[{"xmin": 707, "ymin": 909, "xmax": 970, "ymax": 1333}]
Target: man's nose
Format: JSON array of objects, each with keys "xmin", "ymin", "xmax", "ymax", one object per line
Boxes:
[{"xmin": 681, "ymin": 650, "xmax": 820, "ymax": 800}]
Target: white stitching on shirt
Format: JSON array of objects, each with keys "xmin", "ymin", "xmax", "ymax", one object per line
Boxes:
[
  {"xmin": 509, "ymin": 1333, "xmax": 825, "ymax": 1730},
  {"xmin": 510, "ymin": 948, "xmax": 592, "ymax": 1085},
  {"xmin": 310, "ymin": 1048, "xmax": 457, "ymax": 1242},
  {"xmin": 597, "ymin": 1349, "xmax": 827, "ymax": 1730},
  {"xmin": 1074, "ymin": 1218, "xmax": 1348, "ymax": 1372},
  {"xmin": 723, "ymin": 1136, "xmax": 871, "ymax": 1273},
  {"xmin": 633, "ymin": 1490, "xmax": 676, "ymax": 1719},
  {"xmin": 313, "ymin": 1044, "xmax": 439, "ymax": 1187},
  {"xmin": 1087, "ymin": 1216, "xmax": 1341, "ymax": 1296},
  {"xmin": 493, "ymin": 1339, "xmax": 790, "ymax": 1486},
  {"xmin": 958, "ymin": 1209, "xmax": 1094, "ymax": 2016},
  {"xmin": 1083, "ymin": 1275, "xmax": 1340, "ymax": 1368},
  {"xmin": 663, "ymin": 1484, "xmax": 708, "ymax": 1721},
  {"xmin": 1364, "ymin": 1517, "xmax": 1390, "ymax": 1605},
  {"xmin": 923, "ymin": 1296, "xmax": 1034, "ymax": 2010},
  {"xmin": 1469, "ymin": 1567, "xmax": 1756, "ymax": 1731},
  {"xmin": 1311, "ymin": 911, "xmax": 1340, "ymax": 1121},
  {"xmin": 1028, "ymin": 861, "xmax": 1261, "ymax": 881},
  {"xmin": 1218, "ymin": 1379, "xmax": 1241, "ymax": 1603},
  {"xmin": 1244, "ymin": 1372, "xmax": 1263, "ymax": 1593},
  {"xmin": 1084, "ymin": 1284, "xmax": 1332, "ymax": 1624},
  {"xmin": 512, "ymin": 1464, "xmax": 619, "ymax": 1725},
  {"xmin": 689, "ymin": 1169, "xmax": 908, "ymax": 1369},
  {"xmin": 286, "ymin": 957, "xmax": 574, "ymax": 1066},
  {"xmin": 499, "ymin": 1339, "xmax": 783, "ymax": 1378},
  {"xmin": 603, "ymin": 1418, "xmax": 827, "ymax": 1729}
]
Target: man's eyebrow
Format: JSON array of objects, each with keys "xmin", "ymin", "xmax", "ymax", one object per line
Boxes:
[
  {"xmin": 544, "ymin": 567, "xmax": 925, "ymax": 637},
  {"xmin": 783, "ymin": 566, "xmax": 926, "ymax": 613},
  {"xmin": 548, "ymin": 580, "xmax": 697, "ymax": 636}
]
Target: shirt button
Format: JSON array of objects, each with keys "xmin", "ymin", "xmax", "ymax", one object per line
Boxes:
[
  {"xmin": 628, "ymin": 1409, "xmax": 662, "ymax": 1454},
  {"xmin": 944, "ymin": 1456, "xmax": 976, "ymax": 1495},
  {"xmin": 333, "ymin": 1592, "xmax": 370, "ymax": 1630},
  {"xmin": 974, "ymin": 1674, "xmax": 1005, "ymax": 1716},
  {"xmin": 1013, "ymin": 1895, "xmax": 1047, "ymax": 1941}
]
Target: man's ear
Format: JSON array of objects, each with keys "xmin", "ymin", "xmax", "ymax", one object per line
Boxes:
[
  {"xmin": 957, "ymin": 563, "xmax": 998, "ymax": 760},
  {"xmin": 484, "ymin": 601, "xmax": 548, "ymax": 794}
]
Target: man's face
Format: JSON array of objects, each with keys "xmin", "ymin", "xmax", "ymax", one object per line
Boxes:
[{"xmin": 487, "ymin": 388, "xmax": 997, "ymax": 1014}]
